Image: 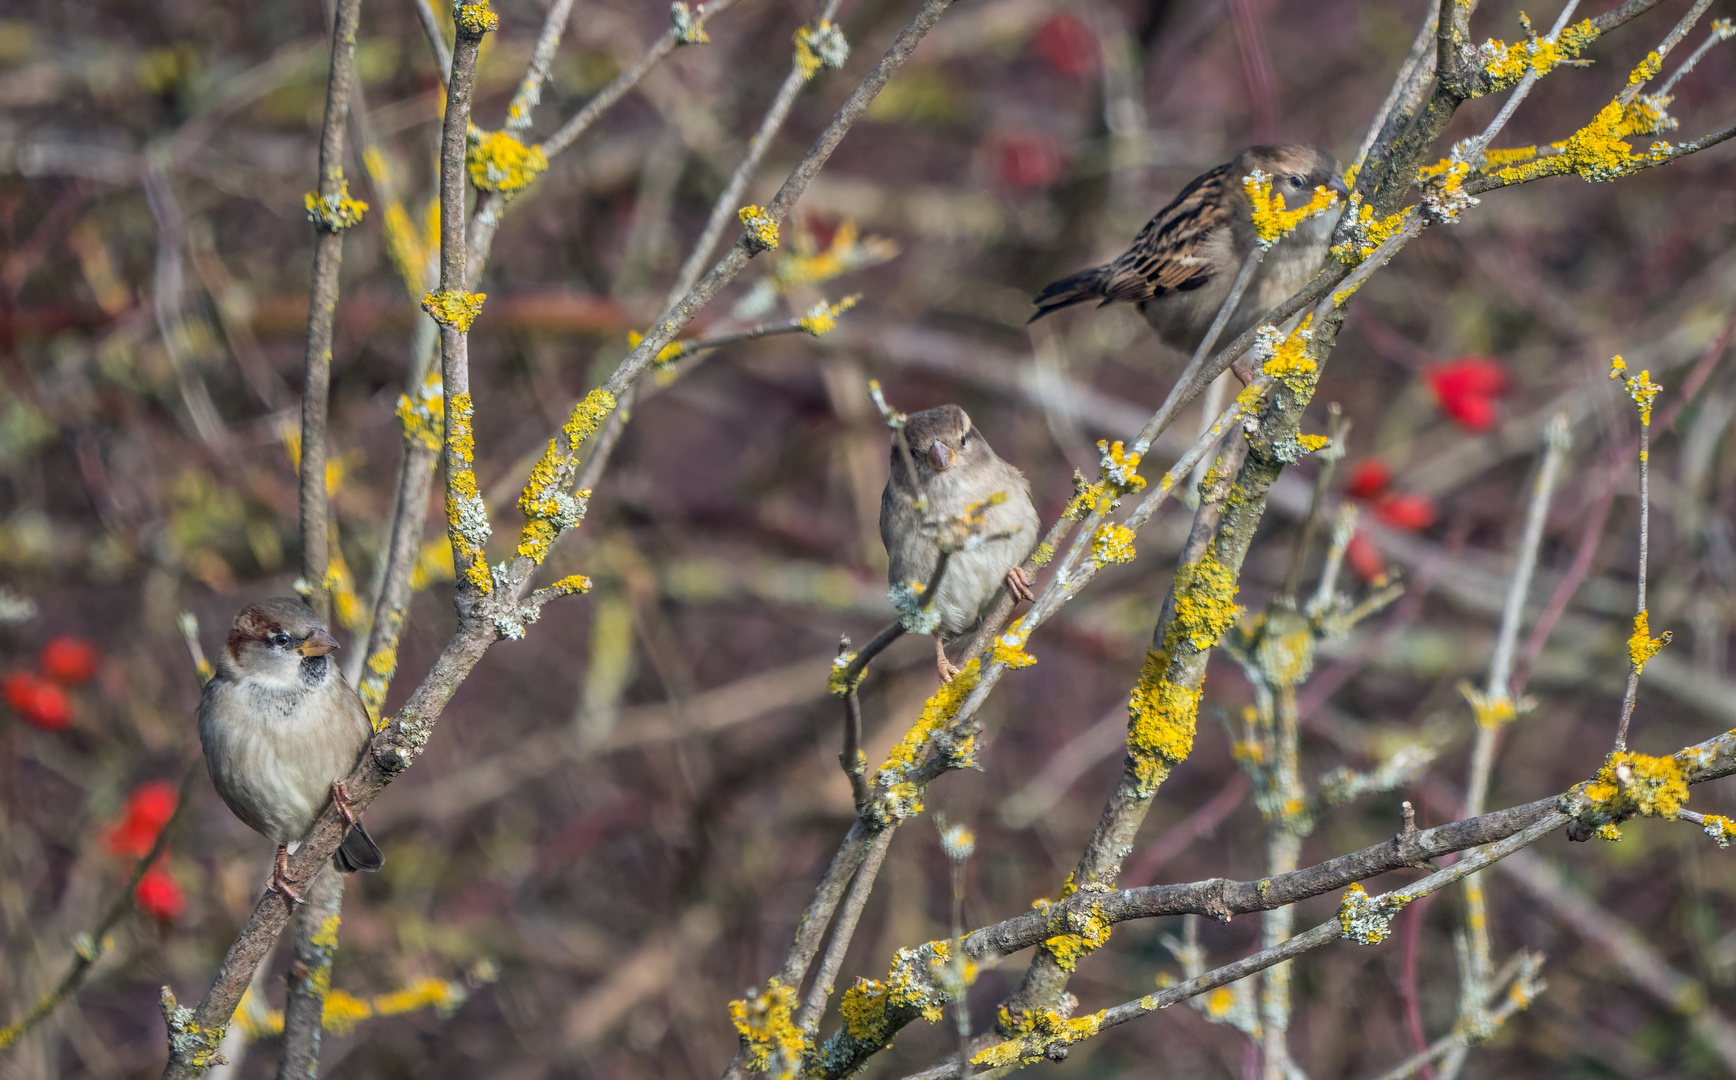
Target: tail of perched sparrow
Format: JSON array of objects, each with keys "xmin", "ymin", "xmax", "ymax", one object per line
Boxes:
[
  {"xmin": 334, "ymin": 821, "xmax": 384, "ymax": 873},
  {"xmin": 1028, "ymin": 262, "xmax": 1113, "ymax": 322}
]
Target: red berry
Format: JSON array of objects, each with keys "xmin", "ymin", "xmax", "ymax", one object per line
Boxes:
[
  {"xmin": 135, "ymin": 864, "xmax": 186, "ymax": 922},
  {"xmin": 105, "ymin": 782, "xmax": 179, "ymax": 858},
  {"xmin": 4, "ymin": 672, "xmax": 70, "ymax": 731},
  {"xmin": 1426, "ymin": 357, "xmax": 1509, "ymax": 432},
  {"xmin": 1346, "ymin": 459, "xmax": 1392, "ymax": 500},
  {"xmin": 1377, "ymin": 493, "xmax": 1437, "ymax": 532},
  {"xmin": 40, "ymin": 635, "xmax": 100, "ymax": 685},
  {"xmin": 990, "ymin": 132, "xmax": 1067, "ymax": 188},
  {"xmin": 1032, "ymin": 14, "xmax": 1097, "ymax": 77},
  {"xmin": 1345, "ymin": 530, "xmax": 1387, "ymax": 585}
]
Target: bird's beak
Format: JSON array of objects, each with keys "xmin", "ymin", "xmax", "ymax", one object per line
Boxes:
[
  {"xmin": 1328, "ymin": 174, "xmax": 1351, "ymax": 199},
  {"xmin": 927, "ymin": 439, "xmax": 954, "ymax": 472},
  {"xmin": 296, "ymin": 628, "xmax": 340, "ymax": 657}
]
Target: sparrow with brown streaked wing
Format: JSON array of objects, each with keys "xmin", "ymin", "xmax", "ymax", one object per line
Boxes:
[
  {"xmin": 1031, "ymin": 144, "xmax": 1348, "ymax": 356},
  {"xmin": 198, "ymin": 598, "xmax": 383, "ymax": 904},
  {"xmin": 881, "ymin": 405, "xmax": 1041, "ymax": 683}
]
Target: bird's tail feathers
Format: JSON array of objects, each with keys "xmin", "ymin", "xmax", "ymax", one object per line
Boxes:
[
  {"xmin": 1029, "ymin": 263, "xmax": 1111, "ymax": 323},
  {"xmin": 334, "ymin": 820, "xmax": 384, "ymax": 873}
]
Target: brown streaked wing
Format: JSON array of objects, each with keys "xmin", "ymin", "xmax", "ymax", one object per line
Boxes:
[{"xmin": 1099, "ymin": 163, "xmax": 1233, "ymax": 303}]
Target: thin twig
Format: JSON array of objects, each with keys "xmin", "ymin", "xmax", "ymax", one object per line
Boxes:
[
  {"xmin": 0, "ymin": 764, "xmax": 200, "ymax": 1053},
  {"xmin": 667, "ymin": 0, "xmax": 848, "ymax": 306},
  {"xmin": 409, "ymin": 0, "xmax": 452, "ymax": 82},
  {"xmin": 296, "ymin": 0, "xmax": 366, "ymax": 624},
  {"xmin": 797, "ymin": 828, "xmax": 895, "ymax": 1034},
  {"xmin": 1452, "ymin": 411, "xmax": 1569, "ymax": 1052},
  {"xmin": 280, "ymin": 0, "xmax": 367, "ymax": 1068}
]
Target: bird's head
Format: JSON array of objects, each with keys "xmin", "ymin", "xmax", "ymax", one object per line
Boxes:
[
  {"xmin": 1240, "ymin": 144, "xmax": 1348, "ymax": 208},
  {"xmin": 895, "ymin": 404, "xmax": 991, "ymax": 482},
  {"xmin": 223, "ymin": 598, "xmax": 339, "ymax": 688}
]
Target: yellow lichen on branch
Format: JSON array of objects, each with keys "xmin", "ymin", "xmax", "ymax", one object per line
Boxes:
[
  {"xmin": 1091, "ymin": 523, "xmax": 1136, "ymax": 566},
  {"xmin": 971, "ymin": 1008, "xmax": 1104, "ymax": 1069},
  {"xmin": 798, "ymin": 294, "xmax": 860, "ymax": 336},
  {"xmin": 738, "ymin": 205, "xmax": 780, "ymax": 252},
  {"xmin": 1331, "ymin": 196, "xmax": 1410, "ymax": 265},
  {"xmin": 563, "ymin": 388, "xmax": 618, "ymax": 451},
  {"xmin": 1259, "ymin": 316, "xmax": 1318, "ymax": 392},
  {"xmin": 466, "ymin": 128, "xmax": 547, "ymax": 197},
  {"xmin": 727, "ymin": 980, "xmax": 807, "ymax": 1074},
  {"xmin": 868, "ymin": 660, "xmax": 982, "ymax": 824},
  {"xmin": 1610, "ymin": 354, "xmax": 1662, "ymax": 426},
  {"xmin": 421, "ymin": 290, "xmax": 487, "ymax": 333},
  {"xmin": 991, "ymin": 619, "xmax": 1037, "ymax": 669},
  {"xmin": 1490, "ymin": 56, "xmax": 1680, "ymax": 188},
  {"xmin": 1125, "ymin": 542, "xmax": 1243, "ymax": 796},
  {"xmin": 1573, "ymin": 750, "xmax": 1690, "ymax": 839},
  {"xmin": 793, "ymin": 20, "xmax": 849, "ymax": 80},
  {"xmin": 235, "ymin": 976, "xmax": 465, "ymax": 1040},
  {"xmin": 1126, "ymin": 648, "xmax": 1199, "ymax": 795},
  {"xmin": 443, "ymin": 392, "xmax": 493, "ymax": 593},
  {"xmin": 1627, "ymin": 611, "xmax": 1670, "ymax": 672},
  {"xmin": 1042, "ymin": 900, "xmax": 1112, "ymax": 973},
  {"xmin": 1242, "ymin": 170, "xmax": 1340, "ymax": 250},
  {"xmin": 1475, "ymin": 18, "xmax": 1600, "ymax": 94},
  {"xmin": 396, "ymin": 372, "xmax": 445, "ymax": 450},
  {"xmin": 454, "ymin": 2, "xmax": 498, "ymax": 34},
  {"xmin": 304, "ymin": 175, "xmax": 368, "ymax": 232}
]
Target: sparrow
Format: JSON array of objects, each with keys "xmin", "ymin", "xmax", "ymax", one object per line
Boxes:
[
  {"xmin": 880, "ymin": 405, "xmax": 1041, "ymax": 682},
  {"xmin": 198, "ymin": 598, "xmax": 383, "ymax": 904},
  {"xmin": 1030, "ymin": 144, "xmax": 1348, "ymax": 356}
]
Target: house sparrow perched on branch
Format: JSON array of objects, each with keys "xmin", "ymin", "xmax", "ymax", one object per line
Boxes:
[
  {"xmin": 881, "ymin": 405, "xmax": 1040, "ymax": 682},
  {"xmin": 1031, "ymin": 144, "xmax": 1348, "ymax": 355},
  {"xmin": 198, "ymin": 598, "xmax": 383, "ymax": 904}
]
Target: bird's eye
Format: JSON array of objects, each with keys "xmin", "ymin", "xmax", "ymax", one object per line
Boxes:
[
  {"xmin": 959, "ymin": 431, "xmax": 971, "ymax": 448},
  {"xmin": 1288, "ymin": 175, "xmax": 1306, "ymax": 189},
  {"xmin": 268, "ymin": 631, "xmax": 289, "ymax": 648}
]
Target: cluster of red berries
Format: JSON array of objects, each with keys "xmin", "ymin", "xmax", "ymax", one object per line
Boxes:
[{"xmin": 3, "ymin": 635, "xmax": 100, "ymax": 731}]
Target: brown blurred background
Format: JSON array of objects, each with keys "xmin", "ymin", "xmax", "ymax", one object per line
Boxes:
[{"xmin": 3, "ymin": 0, "xmax": 1736, "ymax": 1076}]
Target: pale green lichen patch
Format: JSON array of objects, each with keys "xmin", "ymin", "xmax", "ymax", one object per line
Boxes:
[
  {"xmin": 1700, "ymin": 814, "xmax": 1736, "ymax": 849},
  {"xmin": 670, "ymin": 1, "xmax": 709, "ymax": 43},
  {"xmin": 1338, "ymin": 882, "xmax": 1411, "ymax": 944},
  {"xmin": 794, "ymin": 20, "xmax": 849, "ymax": 79}
]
